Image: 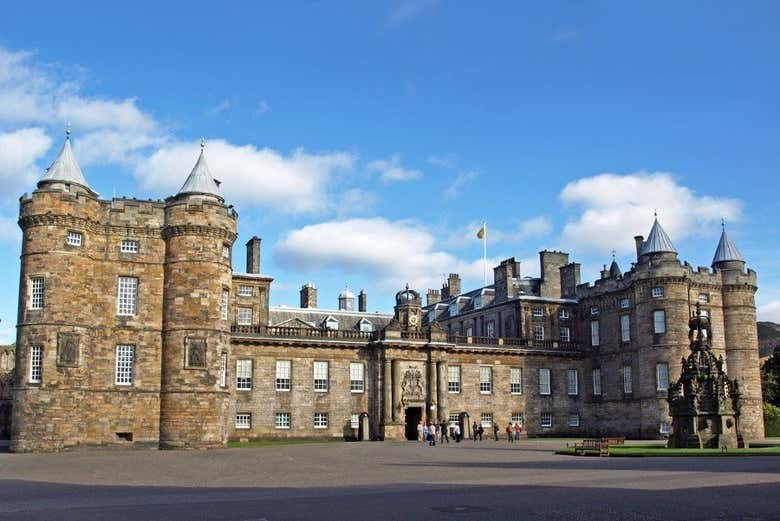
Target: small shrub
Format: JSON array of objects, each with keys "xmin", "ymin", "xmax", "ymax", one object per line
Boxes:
[{"xmin": 765, "ymin": 402, "xmax": 780, "ymax": 437}]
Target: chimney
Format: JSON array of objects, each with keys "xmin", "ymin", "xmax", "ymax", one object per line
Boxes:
[
  {"xmin": 246, "ymin": 236, "xmax": 262, "ymax": 274},
  {"xmin": 559, "ymin": 262, "xmax": 581, "ymax": 298},
  {"xmin": 447, "ymin": 273, "xmax": 461, "ymax": 297},
  {"xmin": 358, "ymin": 290, "xmax": 367, "ymax": 312},
  {"xmin": 426, "ymin": 289, "xmax": 441, "ymax": 306},
  {"xmin": 634, "ymin": 235, "xmax": 644, "ymax": 262},
  {"xmin": 300, "ymin": 282, "xmax": 317, "ymax": 308}
]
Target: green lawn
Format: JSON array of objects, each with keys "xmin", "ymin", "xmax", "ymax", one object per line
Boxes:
[
  {"xmin": 226, "ymin": 438, "xmax": 345, "ymax": 448},
  {"xmin": 556, "ymin": 444, "xmax": 780, "ymax": 457}
]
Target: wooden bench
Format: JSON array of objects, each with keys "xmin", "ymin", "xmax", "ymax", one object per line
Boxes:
[{"xmin": 574, "ymin": 436, "xmax": 626, "ymax": 456}]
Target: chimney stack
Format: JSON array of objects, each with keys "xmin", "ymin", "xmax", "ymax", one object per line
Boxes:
[
  {"xmin": 246, "ymin": 236, "xmax": 262, "ymax": 274},
  {"xmin": 447, "ymin": 273, "xmax": 461, "ymax": 297},
  {"xmin": 358, "ymin": 290, "xmax": 367, "ymax": 312},
  {"xmin": 300, "ymin": 282, "xmax": 317, "ymax": 308},
  {"xmin": 426, "ymin": 289, "xmax": 441, "ymax": 306},
  {"xmin": 634, "ymin": 235, "xmax": 644, "ymax": 262}
]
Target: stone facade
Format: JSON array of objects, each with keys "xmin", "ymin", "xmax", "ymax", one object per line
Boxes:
[
  {"xmin": 8, "ymin": 135, "xmax": 765, "ymax": 451},
  {"xmin": 0, "ymin": 345, "xmax": 14, "ymax": 440}
]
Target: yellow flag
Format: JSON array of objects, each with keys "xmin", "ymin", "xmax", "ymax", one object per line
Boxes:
[{"xmin": 476, "ymin": 223, "xmax": 486, "ymax": 239}]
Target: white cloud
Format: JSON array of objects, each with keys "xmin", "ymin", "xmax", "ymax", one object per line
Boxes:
[
  {"xmin": 427, "ymin": 154, "xmax": 456, "ymax": 168},
  {"xmin": 0, "ymin": 47, "xmax": 164, "ymax": 168},
  {"xmin": 257, "ymin": 100, "xmax": 271, "ymax": 115},
  {"xmin": 0, "ymin": 127, "xmax": 52, "ymax": 188},
  {"xmin": 559, "ymin": 172, "xmax": 741, "ymax": 255},
  {"xmin": 275, "ymin": 218, "xmax": 494, "ymax": 291},
  {"xmin": 367, "ymin": 154, "xmax": 422, "ymax": 183},
  {"xmin": 135, "ymin": 139, "xmax": 356, "ymax": 214},
  {"xmin": 444, "ymin": 171, "xmax": 478, "ymax": 200},
  {"xmin": 759, "ymin": 300, "xmax": 780, "ymax": 323},
  {"xmin": 209, "ymin": 99, "xmax": 231, "ymax": 114}
]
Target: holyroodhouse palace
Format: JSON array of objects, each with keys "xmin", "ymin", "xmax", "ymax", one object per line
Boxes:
[{"xmin": 2, "ymin": 133, "xmax": 764, "ymax": 451}]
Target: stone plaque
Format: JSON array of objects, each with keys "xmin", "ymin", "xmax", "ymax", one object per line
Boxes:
[
  {"xmin": 185, "ymin": 337, "xmax": 207, "ymax": 368},
  {"xmin": 401, "ymin": 366, "xmax": 424, "ymax": 405},
  {"xmin": 57, "ymin": 333, "xmax": 79, "ymax": 367}
]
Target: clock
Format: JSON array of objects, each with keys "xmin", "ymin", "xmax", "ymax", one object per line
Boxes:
[{"xmin": 409, "ymin": 314, "xmax": 418, "ymax": 326}]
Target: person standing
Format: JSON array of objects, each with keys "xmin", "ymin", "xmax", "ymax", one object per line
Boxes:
[
  {"xmin": 493, "ymin": 423, "xmax": 500, "ymax": 442},
  {"xmin": 506, "ymin": 423, "xmax": 513, "ymax": 442},
  {"xmin": 514, "ymin": 422, "xmax": 521, "ymax": 441},
  {"xmin": 472, "ymin": 421, "xmax": 479, "ymax": 442},
  {"xmin": 422, "ymin": 422, "xmax": 429, "ymax": 444},
  {"xmin": 439, "ymin": 419, "xmax": 449, "ymax": 443},
  {"xmin": 453, "ymin": 422, "xmax": 461, "ymax": 443},
  {"xmin": 417, "ymin": 420, "xmax": 424, "ymax": 442},
  {"xmin": 478, "ymin": 423, "xmax": 484, "ymax": 441},
  {"xmin": 428, "ymin": 422, "xmax": 437, "ymax": 446}
]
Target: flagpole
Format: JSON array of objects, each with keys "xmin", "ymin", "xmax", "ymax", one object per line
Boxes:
[{"xmin": 482, "ymin": 221, "xmax": 487, "ymax": 287}]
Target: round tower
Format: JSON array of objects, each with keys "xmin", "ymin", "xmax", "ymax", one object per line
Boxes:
[
  {"xmin": 159, "ymin": 142, "xmax": 237, "ymax": 449},
  {"xmin": 712, "ymin": 225, "xmax": 764, "ymax": 440},
  {"xmin": 12, "ymin": 130, "xmax": 103, "ymax": 451},
  {"xmin": 394, "ymin": 285, "xmax": 422, "ymax": 331}
]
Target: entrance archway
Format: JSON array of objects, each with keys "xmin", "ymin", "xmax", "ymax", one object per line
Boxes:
[{"xmin": 404, "ymin": 407, "xmax": 422, "ymax": 440}]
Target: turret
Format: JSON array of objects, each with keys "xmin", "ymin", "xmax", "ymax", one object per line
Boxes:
[
  {"xmin": 394, "ymin": 285, "xmax": 422, "ymax": 331},
  {"xmin": 637, "ymin": 216, "xmax": 678, "ymax": 265},
  {"xmin": 712, "ymin": 222, "xmax": 763, "ymax": 439},
  {"xmin": 159, "ymin": 141, "xmax": 237, "ymax": 449},
  {"xmin": 338, "ymin": 285, "xmax": 355, "ymax": 311}
]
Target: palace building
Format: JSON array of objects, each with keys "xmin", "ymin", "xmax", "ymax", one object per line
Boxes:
[{"xmin": 5, "ymin": 133, "xmax": 764, "ymax": 451}]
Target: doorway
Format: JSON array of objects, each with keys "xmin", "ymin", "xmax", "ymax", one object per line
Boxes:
[{"xmin": 404, "ymin": 407, "xmax": 422, "ymax": 440}]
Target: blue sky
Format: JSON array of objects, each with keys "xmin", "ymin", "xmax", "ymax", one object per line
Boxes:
[{"xmin": 0, "ymin": 1, "xmax": 778, "ymax": 341}]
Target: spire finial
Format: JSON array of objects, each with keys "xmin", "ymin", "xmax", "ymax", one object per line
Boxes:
[
  {"xmin": 654, "ymin": 209, "xmax": 658, "ymax": 218},
  {"xmin": 200, "ymin": 137, "xmax": 205, "ymax": 150},
  {"xmin": 65, "ymin": 122, "xmax": 71, "ymax": 139},
  {"xmin": 721, "ymin": 217, "xmax": 726, "ymax": 231},
  {"xmin": 611, "ymin": 249, "xmax": 616, "ymax": 261},
  {"xmin": 405, "ymin": 282, "xmax": 409, "ymax": 291}
]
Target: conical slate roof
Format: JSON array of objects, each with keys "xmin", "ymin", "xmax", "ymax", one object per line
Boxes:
[
  {"xmin": 39, "ymin": 134, "xmax": 91, "ymax": 190},
  {"xmin": 177, "ymin": 144, "xmax": 222, "ymax": 199},
  {"xmin": 640, "ymin": 218, "xmax": 677, "ymax": 255},
  {"xmin": 712, "ymin": 228, "xmax": 744, "ymax": 265},
  {"xmin": 609, "ymin": 259, "xmax": 622, "ymax": 278}
]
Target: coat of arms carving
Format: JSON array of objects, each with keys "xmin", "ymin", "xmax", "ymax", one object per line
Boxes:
[{"xmin": 401, "ymin": 366, "xmax": 424, "ymax": 405}]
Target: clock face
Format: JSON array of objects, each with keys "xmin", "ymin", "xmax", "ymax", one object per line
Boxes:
[{"xmin": 409, "ymin": 314, "xmax": 418, "ymax": 326}]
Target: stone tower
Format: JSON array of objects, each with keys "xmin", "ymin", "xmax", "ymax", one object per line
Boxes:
[
  {"xmin": 159, "ymin": 142, "xmax": 237, "ymax": 449},
  {"xmin": 394, "ymin": 285, "xmax": 422, "ymax": 331},
  {"xmin": 338, "ymin": 286, "xmax": 355, "ymax": 311},
  {"xmin": 711, "ymin": 224, "xmax": 764, "ymax": 439},
  {"xmin": 13, "ymin": 130, "xmax": 165, "ymax": 451}
]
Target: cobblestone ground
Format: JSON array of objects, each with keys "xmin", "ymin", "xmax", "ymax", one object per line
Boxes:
[{"xmin": 1, "ymin": 439, "xmax": 779, "ymax": 520}]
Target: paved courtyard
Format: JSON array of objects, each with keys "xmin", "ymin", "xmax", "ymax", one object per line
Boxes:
[{"xmin": 1, "ymin": 439, "xmax": 779, "ymax": 520}]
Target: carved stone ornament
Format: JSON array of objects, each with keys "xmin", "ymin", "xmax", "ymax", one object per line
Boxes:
[
  {"xmin": 57, "ymin": 333, "xmax": 80, "ymax": 367},
  {"xmin": 401, "ymin": 366, "xmax": 424, "ymax": 406},
  {"xmin": 185, "ymin": 337, "xmax": 207, "ymax": 368}
]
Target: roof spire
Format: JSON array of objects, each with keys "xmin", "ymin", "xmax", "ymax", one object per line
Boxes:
[
  {"xmin": 721, "ymin": 217, "xmax": 726, "ymax": 232},
  {"xmin": 176, "ymin": 139, "xmax": 223, "ymax": 201},
  {"xmin": 639, "ymin": 216, "xmax": 677, "ymax": 256},
  {"xmin": 38, "ymin": 126, "xmax": 94, "ymax": 193},
  {"xmin": 712, "ymin": 221, "xmax": 744, "ymax": 265}
]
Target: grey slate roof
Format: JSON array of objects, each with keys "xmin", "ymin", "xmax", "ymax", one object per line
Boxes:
[
  {"xmin": 177, "ymin": 146, "xmax": 223, "ymax": 199},
  {"xmin": 712, "ymin": 229, "xmax": 744, "ymax": 264},
  {"xmin": 39, "ymin": 136, "xmax": 92, "ymax": 190},
  {"xmin": 640, "ymin": 218, "xmax": 677, "ymax": 255},
  {"xmin": 269, "ymin": 306, "xmax": 393, "ymax": 331}
]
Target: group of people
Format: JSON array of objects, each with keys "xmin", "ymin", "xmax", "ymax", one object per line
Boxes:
[{"xmin": 417, "ymin": 419, "xmax": 522, "ymax": 445}]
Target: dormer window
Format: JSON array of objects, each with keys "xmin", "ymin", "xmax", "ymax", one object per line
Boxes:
[
  {"xmin": 448, "ymin": 301, "xmax": 458, "ymax": 317},
  {"xmin": 473, "ymin": 295, "xmax": 482, "ymax": 310},
  {"xmin": 323, "ymin": 316, "xmax": 339, "ymax": 330},
  {"xmin": 358, "ymin": 318, "xmax": 373, "ymax": 332}
]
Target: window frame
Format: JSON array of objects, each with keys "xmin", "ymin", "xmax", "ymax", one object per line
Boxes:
[
  {"xmin": 532, "ymin": 306, "xmax": 544, "ymax": 317},
  {"xmin": 29, "ymin": 276, "xmax": 45, "ymax": 310},
  {"xmin": 235, "ymin": 413, "xmax": 251, "ymax": 430},
  {"xmin": 114, "ymin": 344, "xmax": 134, "ymax": 386},
  {"xmin": 236, "ymin": 359, "xmax": 253, "ymax": 391},
  {"xmin": 447, "ymin": 365, "xmax": 461, "ymax": 393},
  {"xmin": 652, "ymin": 286, "xmax": 664, "ymax": 298},
  {"xmin": 592, "ymin": 368, "xmax": 602, "ymax": 396},
  {"xmin": 120, "ymin": 239, "xmax": 139, "ymax": 253},
  {"xmin": 66, "ymin": 230, "xmax": 83, "ymax": 246},
  {"xmin": 566, "ymin": 369, "xmax": 579, "ymax": 396},
  {"xmin": 313, "ymin": 412, "xmax": 329, "ymax": 429},
  {"xmin": 117, "ymin": 276, "xmax": 138, "ymax": 316},
  {"xmin": 560, "ymin": 326, "xmax": 571, "ymax": 342},
  {"xmin": 533, "ymin": 325, "xmax": 545, "ymax": 342},
  {"xmin": 619, "ymin": 298, "xmax": 630, "ymax": 309},
  {"xmin": 559, "ymin": 308, "xmax": 570, "ymax": 319},
  {"xmin": 276, "ymin": 360, "xmax": 292, "ymax": 391},
  {"xmin": 653, "ymin": 309, "xmax": 666, "ymax": 334},
  {"xmin": 313, "ymin": 361, "xmax": 329, "ymax": 392},
  {"xmin": 656, "ymin": 362, "xmax": 669, "ymax": 391},
  {"xmin": 590, "ymin": 320, "xmax": 600, "ymax": 347},
  {"xmin": 510, "ymin": 367, "xmax": 523, "ymax": 395},
  {"xmin": 237, "ymin": 306, "xmax": 253, "ymax": 326},
  {"xmin": 620, "ymin": 314, "xmax": 631, "ymax": 343},
  {"xmin": 349, "ymin": 362, "xmax": 365, "ymax": 393},
  {"xmin": 479, "ymin": 366, "xmax": 493, "ymax": 394},
  {"xmin": 480, "ymin": 412, "xmax": 493, "ymax": 429},
  {"xmin": 275, "ymin": 412, "xmax": 291, "ymax": 429},
  {"xmin": 539, "ymin": 368, "xmax": 551, "ymax": 395},
  {"xmin": 568, "ymin": 414, "xmax": 580, "ymax": 427},
  {"xmin": 350, "ymin": 413, "xmax": 360, "ymax": 429},
  {"xmin": 622, "ymin": 365, "xmax": 633, "ymax": 394},
  {"xmin": 540, "ymin": 412, "xmax": 552, "ymax": 428},
  {"xmin": 219, "ymin": 352, "xmax": 227, "ymax": 387},
  {"xmin": 238, "ymin": 285, "xmax": 253, "ymax": 297},
  {"xmin": 29, "ymin": 345, "xmax": 42, "ymax": 384},
  {"xmin": 220, "ymin": 289, "xmax": 229, "ymax": 321}
]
